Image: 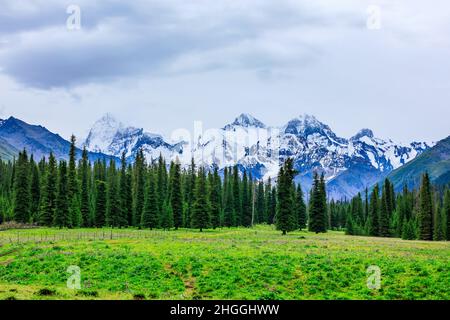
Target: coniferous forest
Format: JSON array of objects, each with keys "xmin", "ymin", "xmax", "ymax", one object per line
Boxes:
[{"xmin": 1, "ymin": 135, "xmax": 449, "ymax": 241}]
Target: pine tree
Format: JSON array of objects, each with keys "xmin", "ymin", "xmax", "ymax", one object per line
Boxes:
[
  {"xmin": 191, "ymin": 167, "xmax": 210, "ymax": 231},
  {"xmin": 79, "ymin": 147, "xmax": 90, "ymax": 227},
  {"xmin": 209, "ymin": 167, "xmax": 221, "ymax": 229},
  {"xmin": 29, "ymin": 155, "xmax": 41, "ymax": 222},
  {"xmin": 157, "ymin": 154, "xmax": 168, "ymax": 221},
  {"xmin": 94, "ymin": 180, "xmax": 107, "ymax": 227},
  {"xmin": 160, "ymin": 200, "xmax": 174, "ymax": 230},
  {"xmin": 433, "ymin": 200, "xmax": 445, "ymax": 241},
  {"xmin": 67, "ymin": 135, "xmax": 80, "ymax": 226},
  {"xmin": 444, "ymin": 189, "xmax": 450, "ymax": 241},
  {"xmin": 13, "ymin": 150, "xmax": 30, "ymax": 223},
  {"xmin": 379, "ymin": 180, "xmax": 391, "ymax": 237},
  {"xmin": 184, "ymin": 158, "xmax": 196, "ymax": 228},
  {"xmin": 141, "ymin": 170, "xmax": 159, "ymax": 229},
  {"xmin": 308, "ymin": 173, "xmax": 327, "ymax": 233},
  {"xmin": 232, "ymin": 166, "xmax": 241, "ymax": 226},
  {"xmin": 54, "ymin": 161, "xmax": 71, "ymax": 228},
  {"xmin": 418, "ymin": 173, "xmax": 433, "ymax": 240},
  {"xmin": 133, "ymin": 149, "xmax": 146, "ymax": 227},
  {"xmin": 39, "ymin": 153, "xmax": 57, "ymax": 226},
  {"xmin": 368, "ymin": 185, "xmax": 380, "ymax": 236},
  {"xmin": 106, "ymin": 159, "xmax": 120, "ymax": 227},
  {"xmin": 241, "ymin": 171, "xmax": 252, "ymax": 227},
  {"xmin": 296, "ymin": 184, "xmax": 307, "ymax": 230},
  {"xmin": 223, "ymin": 168, "xmax": 234, "ymax": 227},
  {"xmin": 170, "ymin": 161, "xmax": 183, "ymax": 229},
  {"xmin": 255, "ymin": 181, "xmax": 265, "ymax": 224},
  {"xmin": 276, "ymin": 158, "xmax": 297, "ymax": 235}
]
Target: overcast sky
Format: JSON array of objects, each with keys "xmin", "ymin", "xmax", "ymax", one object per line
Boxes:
[{"xmin": 0, "ymin": 0, "xmax": 449, "ymax": 144}]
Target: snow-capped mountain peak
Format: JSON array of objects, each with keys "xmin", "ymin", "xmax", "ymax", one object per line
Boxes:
[
  {"xmin": 351, "ymin": 128, "xmax": 374, "ymax": 141},
  {"xmin": 224, "ymin": 113, "xmax": 266, "ymax": 130}
]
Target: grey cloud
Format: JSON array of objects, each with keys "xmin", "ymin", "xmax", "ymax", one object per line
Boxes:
[{"xmin": 0, "ymin": 0, "xmax": 359, "ymax": 89}]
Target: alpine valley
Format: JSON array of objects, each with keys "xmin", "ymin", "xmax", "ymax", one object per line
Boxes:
[{"xmin": 1, "ymin": 113, "xmax": 445, "ymax": 200}]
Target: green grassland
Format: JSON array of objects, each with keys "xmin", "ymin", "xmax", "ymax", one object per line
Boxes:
[{"xmin": 0, "ymin": 225, "xmax": 448, "ymax": 300}]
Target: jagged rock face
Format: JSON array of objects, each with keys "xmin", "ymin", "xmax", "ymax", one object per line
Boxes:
[{"xmin": 81, "ymin": 113, "xmax": 432, "ymax": 199}]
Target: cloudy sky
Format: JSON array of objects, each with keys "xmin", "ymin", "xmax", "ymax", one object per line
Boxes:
[{"xmin": 0, "ymin": 0, "xmax": 449, "ymax": 144}]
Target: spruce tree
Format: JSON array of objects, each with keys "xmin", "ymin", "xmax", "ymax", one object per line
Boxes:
[
  {"xmin": 79, "ymin": 147, "xmax": 90, "ymax": 227},
  {"xmin": 275, "ymin": 158, "xmax": 297, "ymax": 235},
  {"xmin": 141, "ymin": 170, "xmax": 159, "ymax": 229},
  {"xmin": 379, "ymin": 180, "xmax": 391, "ymax": 237},
  {"xmin": 67, "ymin": 135, "xmax": 80, "ymax": 226},
  {"xmin": 94, "ymin": 180, "xmax": 107, "ymax": 227},
  {"xmin": 444, "ymin": 189, "xmax": 450, "ymax": 241},
  {"xmin": 308, "ymin": 172, "xmax": 327, "ymax": 233},
  {"xmin": 256, "ymin": 181, "xmax": 266, "ymax": 224},
  {"xmin": 223, "ymin": 168, "xmax": 234, "ymax": 227},
  {"xmin": 39, "ymin": 152, "xmax": 57, "ymax": 226},
  {"xmin": 368, "ymin": 185, "xmax": 380, "ymax": 236},
  {"xmin": 133, "ymin": 149, "xmax": 146, "ymax": 226},
  {"xmin": 433, "ymin": 200, "xmax": 445, "ymax": 241},
  {"xmin": 13, "ymin": 150, "xmax": 30, "ymax": 223},
  {"xmin": 296, "ymin": 184, "xmax": 307, "ymax": 230},
  {"xmin": 191, "ymin": 167, "xmax": 210, "ymax": 232},
  {"xmin": 209, "ymin": 167, "xmax": 221, "ymax": 229},
  {"xmin": 232, "ymin": 166, "xmax": 241, "ymax": 226},
  {"xmin": 29, "ymin": 155, "xmax": 41, "ymax": 222},
  {"xmin": 241, "ymin": 171, "xmax": 252, "ymax": 227},
  {"xmin": 170, "ymin": 161, "xmax": 183, "ymax": 229},
  {"xmin": 106, "ymin": 159, "xmax": 120, "ymax": 227},
  {"xmin": 54, "ymin": 161, "xmax": 71, "ymax": 228},
  {"xmin": 418, "ymin": 173, "xmax": 433, "ymax": 240}
]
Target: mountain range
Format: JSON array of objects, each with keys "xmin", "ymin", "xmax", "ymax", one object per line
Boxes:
[{"xmin": 0, "ymin": 113, "xmax": 447, "ymax": 199}]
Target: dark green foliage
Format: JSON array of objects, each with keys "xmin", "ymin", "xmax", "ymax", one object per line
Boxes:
[
  {"xmin": 241, "ymin": 171, "xmax": 251, "ymax": 227},
  {"xmin": 54, "ymin": 161, "xmax": 71, "ymax": 228},
  {"xmin": 308, "ymin": 173, "xmax": 327, "ymax": 234},
  {"xmin": 106, "ymin": 159, "xmax": 121, "ymax": 227},
  {"xmin": 418, "ymin": 173, "xmax": 433, "ymax": 240},
  {"xmin": 191, "ymin": 167, "xmax": 210, "ymax": 232},
  {"xmin": 445, "ymin": 190, "xmax": 450, "ymax": 240},
  {"xmin": 232, "ymin": 166, "xmax": 241, "ymax": 226},
  {"xmin": 368, "ymin": 185, "xmax": 380, "ymax": 236},
  {"xmin": 94, "ymin": 180, "xmax": 107, "ymax": 228},
  {"xmin": 39, "ymin": 153, "xmax": 57, "ymax": 226},
  {"xmin": 29, "ymin": 156, "xmax": 40, "ymax": 222},
  {"xmin": 13, "ymin": 150, "xmax": 30, "ymax": 223},
  {"xmin": 296, "ymin": 184, "xmax": 307, "ymax": 230},
  {"xmin": 209, "ymin": 167, "xmax": 221, "ymax": 229},
  {"xmin": 132, "ymin": 149, "xmax": 146, "ymax": 227},
  {"xmin": 276, "ymin": 158, "xmax": 297, "ymax": 235},
  {"xmin": 170, "ymin": 161, "xmax": 183, "ymax": 229},
  {"xmin": 141, "ymin": 171, "xmax": 159, "ymax": 229},
  {"xmin": 79, "ymin": 148, "xmax": 90, "ymax": 227}
]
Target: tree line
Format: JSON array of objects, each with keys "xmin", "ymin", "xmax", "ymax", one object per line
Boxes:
[
  {"xmin": 0, "ymin": 135, "xmax": 448, "ymax": 240},
  {"xmin": 338, "ymin": 175, "xmax": 450, "ymax": 241}
]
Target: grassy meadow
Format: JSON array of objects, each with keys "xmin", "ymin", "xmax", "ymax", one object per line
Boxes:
[{"xmin": 0, "ymin": 225, "xmax": 448, "ymax": 300}]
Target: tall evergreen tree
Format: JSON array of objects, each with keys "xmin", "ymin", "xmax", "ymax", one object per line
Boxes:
[
  {"xmin": 94, "ymin": 180, "xmax": 107, "ymax": 227},
  {"xmin": 232, "ymin": 166, "xmax": 241, "ymax": 226},
  {"xmin": 39, "ymin": 153, "xmax": 57, "ymax": 226},
  {"xmin": 132, "ymin": 149, "xmax": 146, "ymax": 226},
  {"xmin": 79, "ymin": 147, "xmax": 90, "ymax": 227},
  {"xmin": 308, "ymin": 173, "xmax": 327, "ymax": 233},
  {"xmin": 29, "ymin": 155, "xmax": 41, "ymax": 222},
  {"xmin": 276, "ymin": 158, "xmax": 297, "ymax": 235},
  {"xmin": 444, "ymin": 189, "xmax": 450, "ymax": 241},
  {"xmin": 255, "ymin": 181, "xmax": 266, "ymax": 224},
  {"xmin": 241, "ymin": 171, "xmax": 252, "ymax": 227},
  {"xmin": 54, "ymin": 161, "xmax": 71, "ymax": 228},
  {"xmin": 191, "ymin": 167, "xmax": 210, "ymax": 231},
  {"xmin": 141, "ymin": 170, "xmax": 159, "ymax": 229},
  {"xmin": 296, "ymin": 184, "xmax": 307, "ymax": 230},
  {"xmin": 106, "ymin": 159, "xmax": 120, "ymax": 227},
  {"xmin": 418, "ymin": 173, "xmax": 433, "ymax": 240},
  {"xmin": 170, "ymin": 161, "xmax": 183, "ymax": 229},
  {"xmin": 368, "ymin": 185, "xmax": 380, "ymax": 236},
  {"xmin": 209, "ymin": 167, "xmax": 221, "ymax": 229},
  {"xmin": 13, "ymin": 150, "xmax": 30, "ymax": 223}
]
